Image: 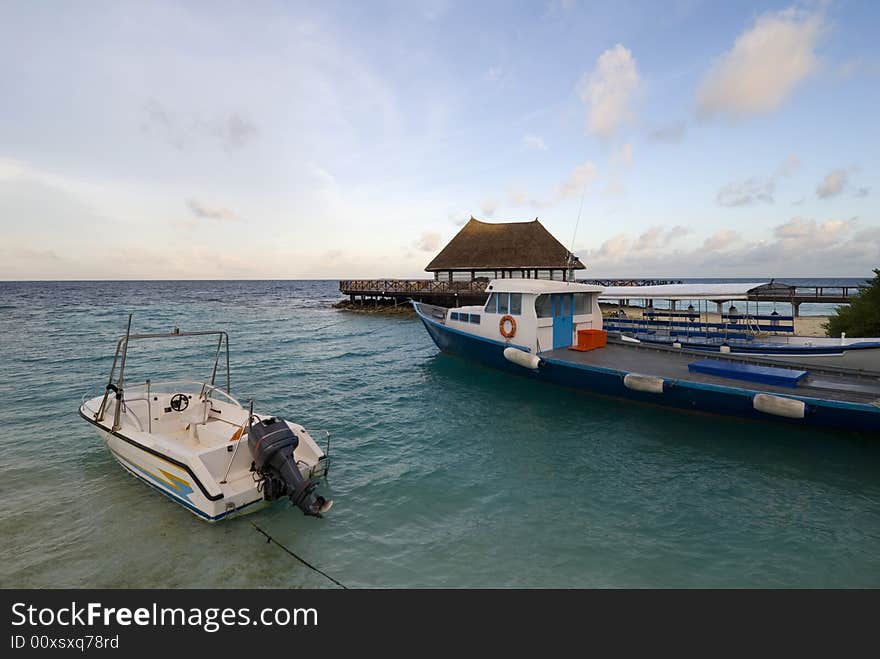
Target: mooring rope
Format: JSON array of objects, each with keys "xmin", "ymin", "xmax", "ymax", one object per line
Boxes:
[{"xmin": 250, "ymin": 520, "xmax": 348, "ymax": 589}]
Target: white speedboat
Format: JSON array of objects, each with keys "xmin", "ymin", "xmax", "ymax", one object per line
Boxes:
[{"xmin": 79, "ymin": 318, "xmax": 332, "ymax": 522}]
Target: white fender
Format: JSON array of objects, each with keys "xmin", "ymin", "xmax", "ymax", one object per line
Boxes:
[
  {"xmin": 620, "ymin": 335, "xmax": 641, "ymax": 343},
  {"xmin": 503, "ymin": 347, "xmax": 541, "ymax": 370},
  {"xmin": 623, "ymin": 373, "xmax": 665, "ymax": 394},
  {"xmin": 753, "ymin": 393, "xmax": 806, "ymax": 419}
]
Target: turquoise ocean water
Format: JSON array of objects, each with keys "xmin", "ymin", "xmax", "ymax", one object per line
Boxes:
[{"xmin": 1, "ymin": 280, "xmax": 878, "ymax": 588}]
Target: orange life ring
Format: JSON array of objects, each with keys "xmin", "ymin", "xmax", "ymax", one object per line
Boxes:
[{"xmin": 499, "ymin": 314, "xmax": 517, "ymax": 339}]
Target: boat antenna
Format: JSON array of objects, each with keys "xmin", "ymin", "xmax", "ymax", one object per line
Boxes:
[{"xmin": 565, "ymin": 180, "xmax": 588, "ymax": 282}]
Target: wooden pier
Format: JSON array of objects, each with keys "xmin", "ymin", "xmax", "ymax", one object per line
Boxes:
[
  {"xmin": 339, "ymin": 279, "xmax": 864, "ymax": 315},
  {"xmin": 339, "ymin": 279, "xmax": 489, "ymax": 307},
  {"xmin": 747, "ymin": 285, "xmax": 862, "ymax": 316}
]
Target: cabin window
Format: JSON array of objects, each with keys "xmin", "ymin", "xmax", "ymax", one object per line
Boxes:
[
  {"xmin": 498, "ymin": 293, "xmax": 509, "ymax": 314},
  {"xmin": 461, "ymin": 313, "xmax": 470, "ymax": 322},
  {"xmin": 450, "ymin": 312, "xmax": 459, "ymax": 320},
  {"xmin": 574, "ymin": 293, "xmax": 591, "ymax": 315},
  {"xmin": 510, "ymin": 293, "xmax": 522, "ymax": 315},
  {"xmin": 535, "ymin": 294, "xmax": 553, "ymax": 318},
  {"xmin": 469, "ymin": 314, "xmax": 480, "ymax": 324},
  {"xmin": 484, "ymin": 293, "xmax": 498, "ymax": 314}
]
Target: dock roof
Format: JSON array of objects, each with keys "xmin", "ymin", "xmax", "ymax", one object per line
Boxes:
[{"xmin": 425, "ymin": 217, "xmax": 586, "ymax": 272}]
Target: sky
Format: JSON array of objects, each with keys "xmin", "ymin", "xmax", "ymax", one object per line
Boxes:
[{"xmin": 0, "ymin": 0, "xmax": 878, "ymax": 279}]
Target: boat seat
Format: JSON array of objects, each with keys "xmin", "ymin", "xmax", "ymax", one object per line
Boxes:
[{"xmin": 191, "ymin": 418, "xmax": 234, "ymax": 448}]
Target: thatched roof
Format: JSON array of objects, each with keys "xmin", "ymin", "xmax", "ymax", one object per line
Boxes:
[{"xmin": 425, "ymin": 217, "xmax": 586, "ymax": 271}]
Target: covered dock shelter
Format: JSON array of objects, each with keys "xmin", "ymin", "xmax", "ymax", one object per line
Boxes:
[{"xmin": 425, "ymin": 217, "xmax": 585, "ymax": 283}]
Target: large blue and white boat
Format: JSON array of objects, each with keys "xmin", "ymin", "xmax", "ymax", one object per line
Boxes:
[{"xmin": 413, "ymin": 279, "xmax": 880, "ymax": 434}]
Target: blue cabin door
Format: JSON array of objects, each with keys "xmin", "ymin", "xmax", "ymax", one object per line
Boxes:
[{"xmin": 552, "ymin": 293, "xmax": 574, "ymax": 349}]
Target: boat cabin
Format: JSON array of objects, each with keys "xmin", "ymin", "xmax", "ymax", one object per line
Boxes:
[{"xmin": 445, "ymin": 279, "xmax": 604, "ymax": 353}]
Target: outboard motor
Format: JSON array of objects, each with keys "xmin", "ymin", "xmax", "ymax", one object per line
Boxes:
[{"xmin": 248, "ymin": 417, "xmax": 331, "ymax": 517}]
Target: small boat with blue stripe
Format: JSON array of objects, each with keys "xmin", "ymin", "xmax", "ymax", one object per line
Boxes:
[
  {"xmin": 79, "ymin": 317, "xmax": 333, "ymax": 522},
  {"xmin": 414, "ymin": 280, "xmax": 880, "ymax": 434}
]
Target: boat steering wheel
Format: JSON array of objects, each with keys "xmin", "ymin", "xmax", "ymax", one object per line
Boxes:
[{"xmin": 170, "ymin": 393, "xmax": 189, "ymax": 412}]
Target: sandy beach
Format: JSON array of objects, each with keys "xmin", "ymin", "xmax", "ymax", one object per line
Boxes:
[{"xmin": 599, "ymin": 304, "xmax": 831, "ymax": 337}]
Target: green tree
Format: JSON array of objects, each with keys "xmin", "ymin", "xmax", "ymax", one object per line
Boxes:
[{"xmin": 824, "ymin": 269, "xmax": 880, "ymax": 337}]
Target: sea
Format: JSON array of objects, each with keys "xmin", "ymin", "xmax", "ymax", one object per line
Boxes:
[{"xmin": 1, "ymin": 278, "xmax": 878, "ymax": 589}]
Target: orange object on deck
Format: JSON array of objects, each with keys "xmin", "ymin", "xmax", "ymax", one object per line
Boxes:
[{"xmin": 569, "ymin": 329, "xmax": 607, "ymax": 352}]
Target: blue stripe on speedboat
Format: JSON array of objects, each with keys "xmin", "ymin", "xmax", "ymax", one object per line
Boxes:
[{"xmin": 113, "ymin": 452, "xmax": 263, "ymax": 521}]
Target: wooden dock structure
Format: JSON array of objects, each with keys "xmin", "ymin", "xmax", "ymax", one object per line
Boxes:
[
  {"xmin": 339, "ymin": 279, "xmax": 489, "ymax": 307},
  {"xmin": 339, "ymin": 279, "xmax": 864, "ymax": 314},
  {"xmin": 748, "ymin": 285, "xmax": 863, "ymax": 316}
]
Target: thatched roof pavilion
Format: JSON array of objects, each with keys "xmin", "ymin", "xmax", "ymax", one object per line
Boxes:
[{"xmin": 425, "ymin": 217, "xmax": 585, "ymax": 282}]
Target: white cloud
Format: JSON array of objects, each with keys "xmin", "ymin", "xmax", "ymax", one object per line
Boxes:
[
  {"xmin": 141, "ymin": 101, "xmax": 258, "ymax": 151},
  {"xmin": 703, "ymin": 229, "xmax": 741, "ymax": 251},
  {"xmin": 697, "ymin": 7, "xmax": 825, "ymax": 116},
  {"xmin": 717, "ymin": 177, "xmax": 775, "ymax": 207},
  {"xmin": 415, "ymin": 231, "xmax": 442, "ymax": 252},
  {"xmin": 716, "ymin": 155, "xmax": 800, "ymax": 207},
  {"xmin": 578, "ymin": 44, "xmax": 640, "ymax": 137},
  {"xmin": 612, "ymin": 143, "xmax": 633, "ymax": 167},
  {"xmin": 186, "ymin": 198, "xmax": 242, "ymax": 222},
  {"xmin": 481, "ymin": 199, "xmax": 498, "ymax": 217},
  {"xmin": 557, "ymin": 161, "xmax": 598, "ymax": 199},
  {"xmin": 633, "ymin": 225, "xmax": 690, "ymax": 251},
  {"xmin": 596, "ymin": 234, "xmax": 631, "ymax": 258},
  {"xmin": 578, "ymin": 218, "xmax": 877, "ymax": 277},
  {"xmin": 646, "ymin": 120, "xmax": 686, "ymax": 143},
  {"xmin": 816, "ymin": 169, "xmax": 849, "ymax": 199},
  {"xmin": 523, "ymin": 134, "xmax": 548, "ymax": 151},
  {"xmin": 777, "ymin": 154, "xmax": 800, "ymax": 177}
]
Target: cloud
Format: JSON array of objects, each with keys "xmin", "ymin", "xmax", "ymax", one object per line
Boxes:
[
  {"xmin": 776, "ymin": 154, "xmax": 800, "ymax": 177},
  {"xmin": 697, "ymin": 7, "xmax": 825, "ymax": 116},
  {"xmin": 523, "ymin": 134, "xmax": 548, "ymax": 151},
  {"xmin": 578, "ymin": 217, "xmax": 877, "ymax": 277},
  {"xmin": 717, "ymin": 177, "xmax": 775, "ymax": 207},
  {"xmin": 703, "ymin": 229, "xmax": 741, "ymax": 251},
  {"xmin": 596, "ymin": 234, "xmax": 631, "ymax": 258},
  {"xmin": 633, "ymin": 225, "xmax": 690, "ymax": 251},
  {"xmin": 855, "ymin": 187, "xmax": 871, "ymax": 198},
  {"xmin": 220, "ymin": 113, "xmax": 258, "ymax": 150},
  {"xmin": 507, "ymin": 160, "xmax": 599, "ymax": 209},
  {"xmin": 774, "ymin": 216, "xmax": 857, "ymax": 247},
  {"xmin": 141, "ymin": 100, "xmax": 258, "ymax": 151},
  {"xmin": 486, "ymin": 66, "xmax": 504, "ymax": 82},
  {"xmin": 716, "ymin": 155, "xmax": 799, "ymax": 207},
  {"xmin": 816, "ymin": 168, "xmax": 849, "ymax": 199},
  {"xmin": 578, "ymin": 44, "xmax": 640, "ymax": 137},
  {"xmin": 612, "ymin": 143, "xmax": 633, "ymax": 168},
  {"xmin": 481, "ymin": 199, "xmax": 498, "ymax": 217},
  {"xmin": 186, "ymin": 198, "xmax": 242, "ymax": 222},
  {"xmin": 556, "ymin": 161, "xmax": 598, "ymax": 199},
  {"xmin": 415, "ymin": 231, "xmax": 442, "ymax": 252},
  {"xmin": 646, "ymin": 120, "xmax": 687, "ymax": 143}
]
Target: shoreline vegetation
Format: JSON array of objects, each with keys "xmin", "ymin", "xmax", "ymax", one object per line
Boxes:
[{"xmin": 333, "ymin": 299, "xmax": 831, "ymax": 336}]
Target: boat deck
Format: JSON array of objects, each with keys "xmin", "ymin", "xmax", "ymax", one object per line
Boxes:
[{"xmin": 542, "ymin": 341, "xmax": 880, "ymax": 405}]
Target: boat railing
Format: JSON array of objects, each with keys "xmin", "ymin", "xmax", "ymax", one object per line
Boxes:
[{"xmin": 122, "ymin": 379, "xmax": 245, "ymax": 409}]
